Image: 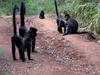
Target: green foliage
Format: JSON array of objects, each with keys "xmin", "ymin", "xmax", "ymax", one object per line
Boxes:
[
  {"xmin": 3, "ymin": 71, "xmax": 9, "ymax": 75},
  {"xmin": 25, "ymin": 0, "xmax": 54, "ymax": 15},
  {"xmin": 76, "ymin": 3, "xmax": 98, "ymax": 27},
  {"xmin": 0, "ymin": 48, "xmax": 4, "ymax": 56}
]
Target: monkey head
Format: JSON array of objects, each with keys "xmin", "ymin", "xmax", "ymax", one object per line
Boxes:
[
  {"xmin": 63, "ymin": 11, "xmax": 70, "ymax": 21},
  {"xmin": 28, "ymin": 27, "xmax": 38, "ymax": 38}
]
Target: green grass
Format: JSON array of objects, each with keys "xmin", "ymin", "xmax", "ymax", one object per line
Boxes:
[
  {"xmin": 0, "ymin": 48, "xmax": 4, "ymax": 56},
  {"xmin": 0, "ymin": 70, "xmax": 9, "ymax": 75},
  {"xmin": 3, "ymin": 71, "xmax": 9, "ymax": 75},
  {"xmin": 0, "ymin": 48, "xmax": 8, "ymax": 75}
]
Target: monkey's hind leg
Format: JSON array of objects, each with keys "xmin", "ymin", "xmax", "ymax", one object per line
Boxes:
[
  {"xmin": 19, "ymin": 48, "xmax": 26, "ymax": 62},
  {"xmin": 11, "ymin": 37, "xmax": 17, "ymax": 60},
  {"xmin": 25, "ymin": 38, "xmax": 33, "ymax": 60}
]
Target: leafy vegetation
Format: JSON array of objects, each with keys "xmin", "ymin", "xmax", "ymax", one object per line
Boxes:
[
  {"xmin": 0, "ymin": 0, "xmax": 100, "ymax": 38},
  {"xmin": 0, "ymin": 48, "xmax": 4, "ymax": 56},
  {"xmin": 0, "ymin": 70, "xmax": 9, "ymax": 75},
  {"xmin": 2, "ymin": 71, "xmax": 9, "ymax": 75}
]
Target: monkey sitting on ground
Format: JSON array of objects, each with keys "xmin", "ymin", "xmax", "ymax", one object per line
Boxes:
[
  {"xmin": 39, "ymin": 10, "xmax": 45, "ymax": 19},
  {"xmin": 63, "ymin": 11, "xmax": 96, "ymax": 39},
  {"xmin": 18, "ymin": 2, "xmax": 38, "ymax": 61},
  {"xmin": 63, "ymin": 12, "xmax": 78, "ymax": 35}
]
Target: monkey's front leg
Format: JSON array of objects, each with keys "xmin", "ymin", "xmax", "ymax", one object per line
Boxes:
[
  {"xmin": 32, "ymin": 38, "xmax": 37, "ymax": 53},
  {"xmin": 26, "ymin": 46, "xmax": 33, "ymax": 60}
]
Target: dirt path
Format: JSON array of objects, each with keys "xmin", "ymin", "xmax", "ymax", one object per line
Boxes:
[{"xmin": 0, "ymin": 15, "xmax": 100, "ymax": 75}]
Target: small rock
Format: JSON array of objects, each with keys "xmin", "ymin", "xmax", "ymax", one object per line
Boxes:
[{"xmin": 97, "ymin": 40, "xmax": 100, "ymax": 44}]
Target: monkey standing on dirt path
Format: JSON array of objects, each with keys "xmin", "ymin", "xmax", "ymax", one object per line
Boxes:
[
  {"xmin": 11, "ymin": 5, "xmax": 24, "ymax": 61},
  {"xmin": 19, "ymin": 2, "xmax": 38, "ymax": 53},
  {"xmin": 18, "ymin": 1, "xmax": 34, "ymax": 61},
  {"xmin": 18, "ymin": 1, "xmax": 38, "ymax": 60},
  {"xmin": 11, "ymin": 2, "xmax": 34, "ymax": 62},
  {"xmin": 39, "ymin": 10, "xmax": 45, "ymax": 19},
  {"xmin": 28, "ymin": 27, "xmax": 37, "ymax": 53}
]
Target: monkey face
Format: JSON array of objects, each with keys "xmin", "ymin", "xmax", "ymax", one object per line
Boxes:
[
  {"xmin": 28, "ymin": 27, "xmax": 38, "ymax": 38},
  {"xmin": 63, "ymin": 12, "xmax": 70, "ymax": 21}
]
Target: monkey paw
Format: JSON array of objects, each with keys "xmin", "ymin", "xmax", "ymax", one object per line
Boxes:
[{"xmin": 29, "ymin": 58, "xmax": 33, "ymax": 60}]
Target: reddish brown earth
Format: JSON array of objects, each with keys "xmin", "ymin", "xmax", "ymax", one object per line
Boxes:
[{"xmin": 0, "ymin": 15, "xmax": 100, "ymax": 75}]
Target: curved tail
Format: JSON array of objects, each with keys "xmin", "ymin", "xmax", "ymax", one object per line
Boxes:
[
  {"xmin": 77, "ymin": 31, "xmax": 96, "ymax": 39},
  {"xmin": 13, "ymin": 5, "xmax": 19, "ymax": 35},
  {"xmin": 20, "ymin": 1, "xmax": 26, "ymax": 26}
]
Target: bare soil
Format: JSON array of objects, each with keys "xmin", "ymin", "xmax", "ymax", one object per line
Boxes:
[{"xmin": 0, "ymin": 15, "xmax": 100, "ymax": 75}]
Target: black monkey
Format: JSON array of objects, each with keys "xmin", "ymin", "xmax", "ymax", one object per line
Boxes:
[
  {"xmin": 28, "ymin": 27, "xmax": 37, "ymax": 53},
  {"xmin": 63, "ymin": 12, "xmax": 96, "ymax": 39},
  {"xmin": 63, "ymin": 12, "xmax": 78, "ymax": 35},
  {"xmin": 54, "ymin": 0, "xmax": 95, "ymax": 39},
  {"xmin": 18, "ymin": 2, "xmax": 33, "ymax": 61},
  {"xmin": 54, "ymin": 0, "xmax": 66, "ymax": 33},
  {"xmin": 39, "ymin": 10, "xmax": 45, "ymax": 19},
  {"xmin": 11, "ymin": 2, "xmax": 33, "ymax": 62},
  {"xmin": 11, "ymin": 5, "xmax": 24, "ymax": 61},
  {"xmin": 18, "ymin": 2, "xmax": 37, "ymax": 60}
]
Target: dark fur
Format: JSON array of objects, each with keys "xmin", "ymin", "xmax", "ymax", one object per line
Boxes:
[
  {"xmin": 11, "ymin": 2, "xmax": 35, "ymax": 62},
  {"xmin": 54, "ymin": 0, "xmax": 96, "ymax": 39},
  {"xmin": 19, "ymin": 2, "xmax": 27, "ymax": 38},
  {"xmin": 54, "ymin": 0, "xmax": 66, "ymax": 33},
  {"xmin": 63, "ymin": 13, "xmax": 96, "ymax": 39},
  {"xmin": 18, "ymin": 2, "xmax": 33, "ymax": 61},
  {"xmin": 11, "ymin": 5, "xmax": 25, "ymax": 61},
  {"xmin": 28, "ymin": 27, "xmax": 37, "ymax": 52},
  {"xmin": 64, "ymin": 16, "xmax": 78, "ymax": 35},
  {"xmin": 56, "ymin": 16, "xmax": 66, "ymax": 33},
  {"xmin": 39, "ymin": 10, "xmax": 45, "ymax": 19}
]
